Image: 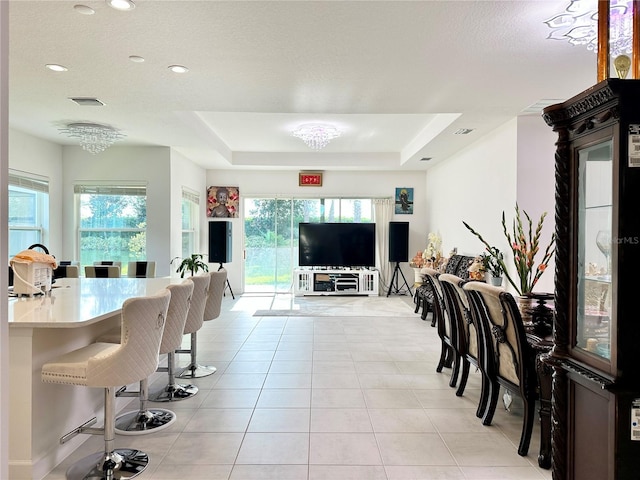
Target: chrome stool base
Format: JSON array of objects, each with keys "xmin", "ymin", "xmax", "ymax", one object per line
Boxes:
[
  {"xmin": 149, "ymin": 382, "xmax": 198, "ymax": 402},
  {"xmin": 177, "ymin": 363, "xmax": 216, "ymax": 378},
  {"xmin": 66, "ymin": 448, "xmax": 148, "ymax": 480},
  {"xmin": 114, "ymin": 408, "xmax": 176, "ymax": 435}
]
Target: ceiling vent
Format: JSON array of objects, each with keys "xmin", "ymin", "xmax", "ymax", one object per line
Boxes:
[
  {"xmin": 420, "ymin": 157, "xmax": 432, "ymax": 162},
  {"xmin": 69, "ymin": 97, "xmax": 105, "ymax": 107},
  {"xmin": 454, "ymin": 128, "xmax": 474, "ymax": 135},
  {"xmin": 523, "ymin": 99, "xmax": 564, "ymax": 114}
]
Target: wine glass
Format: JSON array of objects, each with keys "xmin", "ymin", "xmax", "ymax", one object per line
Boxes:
[{"xmin": 595, "ymin": 230, "xmax": 611, "ymax": 274}]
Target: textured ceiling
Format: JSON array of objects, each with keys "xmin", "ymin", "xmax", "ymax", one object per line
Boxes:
[{"xmin": 8, "ymin": 0, "xmax": 597, "ymax": 170}]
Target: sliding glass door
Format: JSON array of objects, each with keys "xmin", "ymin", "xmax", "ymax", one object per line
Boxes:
[{"xmin": 244, "ymin": 197, "xmax": 373, "ymax": 293}]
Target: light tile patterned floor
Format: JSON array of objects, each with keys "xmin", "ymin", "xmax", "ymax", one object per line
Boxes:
[{"xmin": 43, "ymin": 293, "xmax": 552, "ymax": 480}]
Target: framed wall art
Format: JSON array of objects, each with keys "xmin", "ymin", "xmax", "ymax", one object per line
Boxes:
[
  {"xmin": 395, "ymin": 187, "xmax": 414, "ymax": 214},
  {"xmin": 299, "ymin": 171, "xmax": 323, "ymax": 186},
  {"xmin": 207, "ymin": 186, "xmax": 239, "ymax": 218}
]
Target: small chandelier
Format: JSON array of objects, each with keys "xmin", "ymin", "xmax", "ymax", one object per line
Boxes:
[
  {"xmin": 60, "ymin": 122, "xmax": 126, "ymax": 154},
  {"xmin": 291, "ymin": 123, "xmax": 341, "ymax": 150},
  {"xmin": 545, "ymin": 0, "xmax": 633, "ymax": 58}
]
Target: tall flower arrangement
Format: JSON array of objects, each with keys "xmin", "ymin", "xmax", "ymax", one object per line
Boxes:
[{"xmin": 463, "ymin": 204, "xmax": 555, "ymax": 296}]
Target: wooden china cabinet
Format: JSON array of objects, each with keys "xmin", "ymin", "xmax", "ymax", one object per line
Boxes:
[{"xmin": 543, "ymin": 79, "xmax": 640, "ymax": 480}]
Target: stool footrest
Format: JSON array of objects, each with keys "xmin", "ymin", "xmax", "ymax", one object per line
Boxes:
[{"xmin": 60, "ymin": 417, "xmax": 97, "ymax": 444}]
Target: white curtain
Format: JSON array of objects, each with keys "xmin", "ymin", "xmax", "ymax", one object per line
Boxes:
[{"xmin": 373, "ymin": 198, "xmax": 394, "ymax": 294}]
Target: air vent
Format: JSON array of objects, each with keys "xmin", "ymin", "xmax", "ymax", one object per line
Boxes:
[
  {"xmin": 523, "ymin": 99, "xmax": 564, "ymax": 114},
  {"xmin": 454, "ymin": 128, "xmax": 474, "ymax": 135},
  {"xmin": 69, "ymin": 97, "xmax": 105, "ymax": 106},
  {"xmin": 420, "ymin": 157, "xmax": 432, "ymax": 162}
]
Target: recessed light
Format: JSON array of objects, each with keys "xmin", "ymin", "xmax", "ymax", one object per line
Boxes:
[
  {"xmin": 106, "ymin": 0, "xmax": 135, "ymax": 11},
  {"xmin": 46, "ymin": 64, "xmax": 68, "ymax": 72},
  {"xmin": 168, "ymin": 65, "xmax": 189, "ymax": 73},
  {"xmin": 73, "ymin": 4, "xmax": 95, "ymax": 15},
  {"xmin": 129, "ymin": 55, "xmax": 145, "ymax": 63}
]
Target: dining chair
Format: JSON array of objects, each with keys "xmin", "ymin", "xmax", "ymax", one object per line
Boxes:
[
  {"xmin": 85, "ymin": 265, "xmax": 121, "ymax": 278},
  {"xmin": 54, "ymin": 264, "xmax": 80, "ymax": 278},
  {"xmin": 127, "ymin": 261, "xmax": 156, "ymax": 278},
  {"xmin": 439, "ymin": 274, "xmax": 490, "ymax": 418},
  {"xmin": 93, "ymin": 261, "xmax": 122, "ymax": 268},
  {"xmin": 463, "ymin": 281, "xmax": 538, "ymax": 456},
  {"xmin": 422, "ymin": 268, "xmax": 459, "ymax": 387}
]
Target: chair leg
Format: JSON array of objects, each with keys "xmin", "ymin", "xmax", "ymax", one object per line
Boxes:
[
  {"xmin": 66, "ymin": 386, "xmax": 150, "ymax": 480},
  {"xmin": 449, "ymin": 352, "xmax": 460, "ymax": 388},
  {"xmin": 436, "ymin": 344, "xmax": 449, "ymax": 373},
  {"xmin": 177, "ymin": 331, "xmax": 217, "ymax": 378},
  {"xmin": 476, "ymin": 371, "xmax": 491, "ymax": 419},
  {"xmin": 481, "ymin": 381, "xmax": 500, "ymax": 426},
  {"xmin": 114, "ymin": 378, "xmax": 177, "ymax": 435},
  {"xmin": 517, "ymin": 395, "xmax": 536, "ymax": 456},
  {"xmin": 455, "ymin": 359, "xmax": 470, "ymax": 396},
  {"xmin": 149, "ymin": 351, "xmax": 199, "ymax": 402}
]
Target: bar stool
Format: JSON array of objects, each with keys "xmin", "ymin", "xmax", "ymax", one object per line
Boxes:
[
  {"xmin": 127, "ymin": 261, "xmax": 156, "ymax": 278},
  {"xmin": 54, "ymin": 264, "xmax": 80, "ymax": 278},
  {"xmin": 176, "ymin": 273, "xmax": 218, "ymax": 378},
  {"xmin": 97, "ymin": 279, "xmax": 194, "ymax": 434},
  {"xmin": 41, "ymin": 289, "xmax": 171, "ymax": 480}
]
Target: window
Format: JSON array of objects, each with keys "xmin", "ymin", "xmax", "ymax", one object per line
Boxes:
[
  {"xmin": 8, "ymin": 171, "xmax": 49, "ymax": 257},
  {"xmin": 75, "ymin": 183, "xmax": 147, "ymax": 274},
  {"xmin": 181, "ymin": 188, "xmax": 200, "ymax": 258}
]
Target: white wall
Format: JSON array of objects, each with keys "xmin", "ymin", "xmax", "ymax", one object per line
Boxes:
[
  {"xmin": 8, "ymin": 129, "xmax": 64, "ymax": 255},
  {"xmin": 61, "ymin": 146, "xmax": 173, "ymax": 276},
  {"xmin": 169, "ymin": 149, "xmax": 208, "ymax": 274},
  {"xmin": 425, "ymin": 116, "xmax": 557, "ymax": 296},
  {"xmin": 206, "ymin": 169, "xmax": 428, "ymax": 294},
  {"xmin": 516, "ymin": 115, "xmax": 557, "ymax": 294},
  {"xmin": 426, "ymin": 118, "xmax": 518, "ymax": 259}
]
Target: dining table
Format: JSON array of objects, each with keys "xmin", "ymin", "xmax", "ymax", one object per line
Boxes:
[{"xmin": 8, "ymin": 276, "xmax": 180, "ymax": 480}]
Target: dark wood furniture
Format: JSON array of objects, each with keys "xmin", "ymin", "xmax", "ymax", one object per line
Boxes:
[
  {"xmin": 414, "ymin": 254, "xmax": 475, "ymax": 324},
  {"xmin": 463, "ymin": 281, "xmax": 539, "ymax": 457},
  {"xmin": 544, "ymin": 79, "xmax": 640, "ymax": 480}
]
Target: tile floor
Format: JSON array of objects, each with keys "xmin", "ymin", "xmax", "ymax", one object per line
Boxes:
[{"xmin": 43, "ymin": 293, "xmax": 553, "ymax": 480}]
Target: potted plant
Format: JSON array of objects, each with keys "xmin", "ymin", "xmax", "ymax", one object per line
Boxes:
[
  {"xmin": 480, "ymin": 247, "xmax": 504, "ymax": 285},
  {"xmin": 171, "ymin": 254, "xmax": 209, "ymax": 278}
]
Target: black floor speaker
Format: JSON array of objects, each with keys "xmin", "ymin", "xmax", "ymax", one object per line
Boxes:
[
  {"xmin": 208, "ymin": 221, "xmax": 232, "ymax": 264},
  {"xmin": 389, "ymin": 221, "xmax": 409, "ymax": 263}
]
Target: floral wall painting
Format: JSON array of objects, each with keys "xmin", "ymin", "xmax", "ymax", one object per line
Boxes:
[
  {"xmin": 395, "ymin": 187, "xmax": 414, "ymax": 214},
  {"xmin": 207, "ymin": 186, "xmax": 239, "ymax": 218}
]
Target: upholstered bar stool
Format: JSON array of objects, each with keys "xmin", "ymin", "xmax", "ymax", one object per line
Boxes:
[
  {"xmin": 86, "ymin": 265, "xmax": 121, "ymax": 278},
  {"xmin": 176, "ymin": 273, "xmax": 218, "ymax": 379},
  {"xmin": 97, "ymin": 279, "xmax": 194, "ymax": 434},
  {"xmin": 127, "ymin": 261, "xmax": 156, "ymax": 278},
  {"xmin": 41, "ymin": 289, "xmax": 170, "ymax": 480},
  {"xmin": 149, "ymin": 277, "xmax": 201, "ymax": 402},
  {"xmin": 54, "ymin": 264, "xmax": 80, "ymax": 278}
]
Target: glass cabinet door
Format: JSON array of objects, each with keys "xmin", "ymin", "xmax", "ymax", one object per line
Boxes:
[{"xmin": 577, "ymin": 140, "xmax": 613, "ymax": 360}]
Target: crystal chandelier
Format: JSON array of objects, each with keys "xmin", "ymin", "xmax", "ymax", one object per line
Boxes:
[
  {"xmin": 545, "ymin": 0, "xmax": 633, "ymax": 57},
  {"xmin": 291, "ymin": 123, "xmax": 341, "ymax": 150},
  {"xmin": 60, "ymin": 122, "xmax": 126, "ymax": 154}
]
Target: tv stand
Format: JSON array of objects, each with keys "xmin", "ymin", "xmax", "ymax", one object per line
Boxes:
[{"xmin": 294, "ymin": 268, "xmax": 379, "ymax": 296}]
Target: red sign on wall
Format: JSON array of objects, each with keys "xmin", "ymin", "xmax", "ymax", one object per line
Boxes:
[{"xmin": 299, "ymin": 172, "xmax": 323, "ymax": 186}]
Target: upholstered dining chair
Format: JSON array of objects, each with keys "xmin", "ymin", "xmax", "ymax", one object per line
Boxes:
[
  {"xmin": 41, "ymin": 289, "xmax": 170, "ymax": 479},
  {"xmin": 439, "ymin": 274, "xmax": 490, "ymax": 418},
  {"xmin": 127, "ymin": 261, "xmax": 156, "ymax": 278},
  {"xmin": 177, "ymin": 269, "xmax": 227, "ymax": 379},
  {"xmin": 85, "ymin": 265, "xmax": 121, "ymax": 278},
  {"xmin": 463, "ymin": 281, "xmax": 538, "ymax": 457},
  {"xmin": 53, "ymin": 264, "xmax": 80, "ymax": 278},
  {"xmin": 96, "ymin": 279, "xmax": 194, "ymax": 434},
  {"xmin": 422, "ymin": 268, "xmax": 460, "ymax": 388}
]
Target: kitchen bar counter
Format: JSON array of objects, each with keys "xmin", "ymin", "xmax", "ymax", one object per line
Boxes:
[{"xmin": 8, "ymin": 277, "xmax": 180, "ymax": 479}]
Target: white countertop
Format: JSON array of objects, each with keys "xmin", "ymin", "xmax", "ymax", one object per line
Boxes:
[{"xmin": 9, "ymin": 277, "xmax": 181, "ymax": 328}]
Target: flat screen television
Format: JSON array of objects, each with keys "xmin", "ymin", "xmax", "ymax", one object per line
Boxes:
[{"xmin": 298, "ymin": 222, "xmax": 376, "ymax": 268}]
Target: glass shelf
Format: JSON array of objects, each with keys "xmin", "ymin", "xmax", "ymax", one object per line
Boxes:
[{"xmin": 577, "ymin": 140, "xmax": 612, "ymax": 360}]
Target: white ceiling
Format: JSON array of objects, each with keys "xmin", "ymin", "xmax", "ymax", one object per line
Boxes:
[{"xmin": 8, "ymin": 0, "xmax": 598, "ymax": 171}]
